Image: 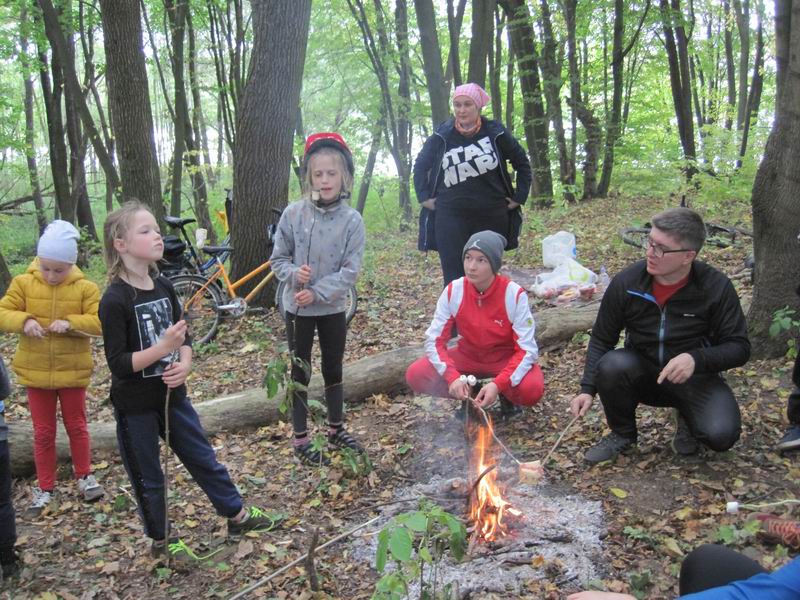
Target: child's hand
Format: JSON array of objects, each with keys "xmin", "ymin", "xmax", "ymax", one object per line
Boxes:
[
  {"xmin": 448, "ymin": 378, "xmax": 469, "ymax": 400},
  {"xmin": 162, "ymin": 360, "xmax": 190, "ymax": 388},
  {"xmin": 296, "ymin": 264, "xmax": 312, "ymax": 286},
  {"xmin": 48, "ymin": 319, "xmax": 71, "ymax": 333},
  {"xmin": 23, "ymin": 318, "xmax": 46, "ymax": 338},
  {"xmin": 474, "ymin": 382, "xmax": 499, "ymax": 408},
  {"xmin": 158, "ymin": 321, "xmax": 187, "ymax": 353},
  {"xmin": 295, "ymin": 289, "xmax": 315, "ymax": 307}
]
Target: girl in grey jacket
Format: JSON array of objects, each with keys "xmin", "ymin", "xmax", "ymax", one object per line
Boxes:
[{"xmin": 269, "ymin": 133, "xmax": 366, "ymax": 466}]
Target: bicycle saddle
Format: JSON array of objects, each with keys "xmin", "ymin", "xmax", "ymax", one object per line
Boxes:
[
  {"xmin": 202, "ymin": 245, "xmax": 233, "ymax": 256},
  {"xmin": 164, "ymin": 216, "xmax": 196, "ymax": 228}
]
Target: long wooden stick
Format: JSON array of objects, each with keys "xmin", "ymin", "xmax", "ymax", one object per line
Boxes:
[
  {"xmin": 227, "ymin": 516, "xmax": 381, "ymax": 600},
  {"xmin": 540, "ymin": 414, "xmax": 580, "ymax": 466}
]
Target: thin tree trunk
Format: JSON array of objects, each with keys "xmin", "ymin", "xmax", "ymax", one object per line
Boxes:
[
  {"xmin": 488, "ymin": 7, "xmax": 504, "ymax": 122},
  {"xmin": 414, "ymin": 0, "xmax": 450, "ymax": 127},
  {"xmin": 19, "ymin": 5, "xmax": 47, "ymax": 234},
  {"xmin": 467, "ymin": 0, "xmax": 495, "ymax": 87},
  {"xmin": 505, "ymin": 31, "xmax": 515, "ymax": 133},
  {"xmin": 187, "ymin": 11, "xmax": 216, "ymax": 188},
  {"xmin": 445, "ymin": 0, "xmax": 467, "ymax": 86},
  {"xmin": 737, "ymin": 16, "xmax": 764, "ymax": 168},
  {"xmin": 165, "ymin": 0, "xmax": 188, "ymax": 217},
  {"xmin": 731, "ymin": 0, "xmax": 750, "ymax": 130},
  {"xmin": 356, "ymin": 115, "xmax": 384, "ymax": 215},
  {"xmin": 722, "ymin": 0, "xmax": 736, "ymax": 130}
]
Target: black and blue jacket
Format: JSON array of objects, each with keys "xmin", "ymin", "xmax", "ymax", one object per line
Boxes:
[
  {"xmin": 413, "ymin": 117, "xmax": 532, "ymax": 251},
  {"xmin": 580, "ymin": 259, "xmax": 750, "ymax": 396}
]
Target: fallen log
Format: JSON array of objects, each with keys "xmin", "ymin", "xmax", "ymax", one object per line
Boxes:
[{"xmin": 8, "ymin": 302, "xmax": 599, "ymax": 476}]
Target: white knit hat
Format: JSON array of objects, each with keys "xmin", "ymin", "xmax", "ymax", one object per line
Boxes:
[{"xmin": 37, "ymin": 220, "xmax": 80, "ymax": 264}]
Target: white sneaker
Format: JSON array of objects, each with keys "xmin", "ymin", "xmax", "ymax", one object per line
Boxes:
[
  {"xmin": 25, "ymin": 487, "xmax": 53, "ymax": 518},
  {"xmin": 77, "ymin": 474, "xmax": 105, "ymax": 502}
]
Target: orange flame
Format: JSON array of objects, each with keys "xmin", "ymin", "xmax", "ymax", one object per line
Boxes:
[{"xmin": 468, "ymin": 416, "xmax": 521, "ymax": 542}]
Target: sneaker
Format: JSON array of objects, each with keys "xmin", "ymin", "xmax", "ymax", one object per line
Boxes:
[
  {"xmin": 498, "ymin": 396, "xmax": 523, "ymax": 421},
  {"xmin": 748, "ymin": 513, "xmax": 800, "ymax": 549},
  {"xmin": 671, "ymin": 410, "xmax": 699, "ymax": 455},
  {"xmin": 294, "ymin": 441, "xmax": 331, "ymax": 467},
  {"xmin": 150, "ymin": 538, "xmax": 198, "ymax": 570},
  {"xmin": 0, "ymin": 547, "xmax": 20, "ymax": 581},
  {"xmin": 24, "ymin": 487, "xmax": 52, "ymax": 518},
  {"xmin": 777, "ymin": 424, "xmax": 800, "ymax": 453},
  {"xmin": 584, "ymin": 431, "xmax": 636, "ymax": 464},
  {"xmin": 328, "ymin": 427, "xmax": 365, "ymax": 454},
  {"xmin": 77, "ymin": 474, "xmax": 105, "ymax": 502},
  {"xmin": 227, "ymin": 506, "xmax": 280, "ymax": 537}
]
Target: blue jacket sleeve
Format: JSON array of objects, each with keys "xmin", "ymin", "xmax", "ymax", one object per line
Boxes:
[{"xmin": 680, "ymin": 557, "xmax": 800, "ymax": 600}]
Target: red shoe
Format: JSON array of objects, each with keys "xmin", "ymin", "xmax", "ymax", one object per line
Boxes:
[{"xmin": 749, "ymin": 513, "xmax": 800, "ymax": 549}]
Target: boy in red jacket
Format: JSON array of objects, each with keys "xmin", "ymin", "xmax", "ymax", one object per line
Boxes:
[{"xmin": 406, "ymin": 231, "xmax": 544, "ymax": 416}]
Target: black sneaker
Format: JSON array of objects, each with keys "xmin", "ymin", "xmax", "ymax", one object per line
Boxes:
[
  {"xmin": 295, "ymin": 441, "xmax": 331, "ymax": 466},
  {"xmin": 328, "ymin": 427, "xmax": 365, "ymax": 454},
  {"xmin": 228, "ymin": 506, "xmax": 280, "ymax": 537},
  {"xmin": 584, "ymin": 431, "xmax": 636, "ymax": 464},
  {"xmin": 671, "ymin": 410, "xmax": 698, "ymax": 455},
  {"xmin": 0, "ymin": 547, "xmax": 20, "ymax": 581},
  {"xmin": 499, "ymin": 396, "xmax": 523, "ymax": 421},
  {"xmin": 777, "ymin": 424, "xmax": 800, "ymax": 453}
]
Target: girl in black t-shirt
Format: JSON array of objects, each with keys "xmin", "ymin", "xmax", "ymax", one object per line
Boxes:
[{"xmin": 99, "ymin": 201, "xmax": 274, "ymax": 564}]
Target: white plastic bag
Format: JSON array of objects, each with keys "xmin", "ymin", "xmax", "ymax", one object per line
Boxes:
[
  {"xmin": 542, "ymin": 231, "xmax": 577, "ymax": 267},
  {"xmin": 531, "ymin": 258, "xmax": 597, "ymax": 303}
]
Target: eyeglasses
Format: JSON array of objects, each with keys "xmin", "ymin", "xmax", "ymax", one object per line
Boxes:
[{"xmin": 645, "ymin": 237, "xmax": 694, "ymax": 258}]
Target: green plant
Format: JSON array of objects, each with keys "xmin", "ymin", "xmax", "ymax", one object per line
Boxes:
[
  {"xmin": 629, "ymin": 569, "xmax": 652, "ymax": 600},
  {"xmin": 372, "ymin": 502, "xmax": 467, "ymax": 600},
  {"xmin": 715, "ymin": 519, "xmax": 761, "ymax": 545},
  {"xmin": 770, "ymin": 307, "xmax": 800, "ymax": 360}
]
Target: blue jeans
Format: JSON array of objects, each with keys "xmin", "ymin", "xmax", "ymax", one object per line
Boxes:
[
  {"xmin": 115, "ymin": 396, "xmax": 242, "ymax": 541},
  {"xmin": 0, "ymin": 414, "xmax": 15, "ymax": 552}
]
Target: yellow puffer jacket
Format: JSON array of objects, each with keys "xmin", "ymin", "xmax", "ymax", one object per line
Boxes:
[{"xmin": 0, "ymin": 259, "xmax": 101, "ymax": 389}]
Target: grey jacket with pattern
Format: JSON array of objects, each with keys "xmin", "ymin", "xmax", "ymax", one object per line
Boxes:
[{"xmin": 270, "ymin": 198, "xmax": 365, "ymax": 317}]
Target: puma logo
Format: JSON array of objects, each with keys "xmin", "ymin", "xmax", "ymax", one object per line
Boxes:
[{"xmin": 494, "ymin": 319, "xmax": 505, "ymax": 327}]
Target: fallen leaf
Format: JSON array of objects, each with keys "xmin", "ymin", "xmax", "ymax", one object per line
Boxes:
[
  {"xmin": 662, "ymin": 537, "xmax": 684, "ymax": 558},
  {"xmin": 102, "ymin": 561, "xmax": 120, "ymax": 575},
  {"xmin": 235, "ymin": 540, "xmax": 254, "ymax": 559},
  {"xmin": 609, "ymin": 487, "xmax": 628, "ymax": 498}
]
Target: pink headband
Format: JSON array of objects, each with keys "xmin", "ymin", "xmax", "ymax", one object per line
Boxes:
[{"xmin": 452, "ymin": 83, "xmax": 490, "ymax": 110}]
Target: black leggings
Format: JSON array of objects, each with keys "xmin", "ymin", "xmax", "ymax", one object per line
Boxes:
[
  {"xmin": 286, "ymin": 312, "xmax": 347, "ymax": 437},
  {"xmin": 679, "ymin": 544, "xmax": 766, "ymax": 594},
  {"xmin": 435, "ymin": 206, "xmax": 508, "ymax": 285},
  {"xmin": 595, "ymin": 349, "xmax": 741, "ymax": 451}
]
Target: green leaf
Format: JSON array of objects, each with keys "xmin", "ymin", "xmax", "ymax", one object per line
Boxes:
[
  {"xmin": 716, "ymin": 524, "xmax": 737, "ymax": 544},
  {"xmin": 375, "ymin": 529, "xmax": 389, "ymax": 572},
  {"xmin": 388, "ymin": 527, "xmax": 413, "ymax": 563},
  {"xmin": 401, "ymin": 511, "xmax": 428, "ymax": 532},
  {"xmin": 418, "ymin": 545, "xmax": 432, "ymax": 563}
]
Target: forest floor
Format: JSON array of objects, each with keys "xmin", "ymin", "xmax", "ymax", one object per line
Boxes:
[{"xmin": 2, "ymin": 193, "xmax": 798, "ymax": 600}]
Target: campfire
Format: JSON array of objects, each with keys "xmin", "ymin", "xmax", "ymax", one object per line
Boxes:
[{"xmin": 467, "ymin": 414, "xmax": 523, "ymax": 545}]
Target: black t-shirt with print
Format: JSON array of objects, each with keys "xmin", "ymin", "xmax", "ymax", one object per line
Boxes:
[
  {"xmin": 99, "ymin": 276, "xmax": 191, "ymax": 412},
  {"xmin": 435, "ymin": 124, "xmax": 508, "ymax": 215}
]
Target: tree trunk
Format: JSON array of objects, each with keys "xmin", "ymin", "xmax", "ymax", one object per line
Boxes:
[
  {"xmin": 19, "ymin": 5, "xmax": 47, "ymax": 234},
  {"xmin": 187, "ymin": 10, "xmax": 216, "ymax": 188},
  {"xmin": 38, "ymin": 0, "xmax": 122, "ymax": 197},
  {"xmin": 488, "ymin": 7, "xmax": 504, "ymax": 122},
  {"xmin": 395, "ymin": 0, "xmax": 414, "ymax": 223},
  {"xmin": 722, "ymin": 0, "xmax": 736, "ymax": 130},
  {"xmin": 7, "ymin": 301, "xmax": 601, "ymax": 475},
  {"xmin": 356, "ymin": 116, "xmax": 384, "ymax": 215},
  {"xmin": 598, "ymin": 0, "xmax": 624, "ymax": 197},
  {"xmin": 660, "ymin": 0, "xmax": 697, "ymax": 178},
  {"xmin": 732, "ymin": 0, "xmax": 750, "ymax": 131},
  {"xmin": 445, "ymin": 0, "xmax": 467, "ymax": 86},
  {"xmin": 737, "ymin": 15, "xmax": 764, "ymax": 168},
  {"xmin": 99, "ymin": 0, "xmax": 164, "ymax": 221},
  {"xmin": 0, "ymin": 251, "xmax": 12, "ymax": 296},
  {"xmin": 747, "ymin": 0, "xmax": 800, "ymax": 359},
  {"xmin": 467, "ymin": 0, "xmax": 496, "ymax": 87},
  {"xmin": 499, "ymin": 0, "xmax": 553, "ymax": 202},
  {"xmin": 165, "ymin": 0, "xmax": 188, "ymax": 217},
  {"xmin": 232, "ymin": 0, "xmax": 312, "ymax": 299},
  {"xmin": 414, "ymin": 0, "xmax": 450, "ymax": 127}
]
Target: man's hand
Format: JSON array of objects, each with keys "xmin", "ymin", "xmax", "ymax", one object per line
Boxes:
[
  {"xmin": 162, "ymin": 360, "xmax": 190, "ymax": 388},
  {"xmin": 506, "ymin": 199, "xmax": 520, "ymax": 210},
  {"xmin": 657, "ymin": 353, "xmax": 695, "ymax": 384},
  {"xmin": 158, "ymin": 321, "xmax": 187, "ymax": 353},
  {"xmin": 23, "ymin": 318, "xmax": 46, "ymax": 338},
  {"xmin": 474, "ymin": 382, "xmax": 500, "ymax": 408},
  {"xmin": 421, "ymin": 198, "xmax": 436, "ymax": 210},
  {"xmin": 570, "ymin": 392, "xmax": 594, "ymax": 418},
  {"xmin": 295, "ymin": 289, "xmax": 315, "ymax": 307},
  {"xmin": 448, "ymin": 377, "xmax": 470, "ymax": 400},
  {"xmin": 48, "ymin": 319, "xmax": 71, "ymax": 333},
  {"xmin": 296, "ymin": 264, "xmax": 312, "ymax": 286}
]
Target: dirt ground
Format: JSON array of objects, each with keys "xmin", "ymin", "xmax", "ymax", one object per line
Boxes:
[{"xmin": 2, "ymin": 194, "xmax": 798, "ymax": 599}]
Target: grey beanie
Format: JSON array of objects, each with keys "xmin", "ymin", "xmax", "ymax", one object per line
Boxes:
[
  {"xmin": 463, "ymin": 230, "xmax": 507, "ymax": 273},
  {"xmin": 37, "ymin": 220, "xmax": 80, "ymax": 264}
]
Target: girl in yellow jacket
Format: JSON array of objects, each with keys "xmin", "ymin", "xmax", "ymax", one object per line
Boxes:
[{"xmin": 0, "ymin": 221, "xmax": 104, "ymax": 517}]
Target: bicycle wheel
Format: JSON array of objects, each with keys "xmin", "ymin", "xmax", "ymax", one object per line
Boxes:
[
  {"xmin": 171, "ymin": 274, "xmax": 222, "ymax": 344},
  {"xmin": 275, "ymin": 280, "xmax": 358, "ymax": 326}
]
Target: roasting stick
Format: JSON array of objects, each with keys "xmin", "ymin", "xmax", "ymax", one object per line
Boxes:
[{"xmin": 459, "ymin": 375, "xmax": 579, "ymax": 483}]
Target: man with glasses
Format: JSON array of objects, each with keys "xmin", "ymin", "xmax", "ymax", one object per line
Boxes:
[{"xmin": 570, "ymin": 208, "xmax": 750, "ymax": 463}]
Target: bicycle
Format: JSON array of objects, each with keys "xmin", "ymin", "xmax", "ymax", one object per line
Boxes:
[{"xmin": 174, "ymin": 208, "xmax": 357, "ymax": 344}]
